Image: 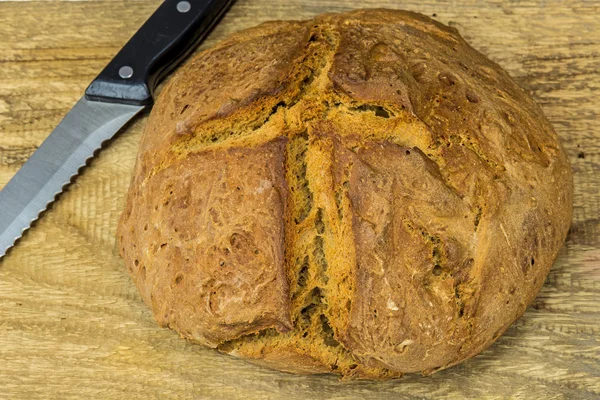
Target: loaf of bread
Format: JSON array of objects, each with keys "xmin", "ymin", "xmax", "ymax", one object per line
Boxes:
[{"xmin": 117, "ymin": 9, "xmax": 573, "ymax": 379}]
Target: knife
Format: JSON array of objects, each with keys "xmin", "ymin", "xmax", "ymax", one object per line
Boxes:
[{"xmin": 0, "ymin": 0, "xmax": 233, "ymax": 258}]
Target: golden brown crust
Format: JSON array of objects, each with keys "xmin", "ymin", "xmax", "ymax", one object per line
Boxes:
[
  {"xmin": 118, "ymin": 138, "xmax": 293, "ymax": 347},
  {"xmin": 118, "ymin": 9, "xmax": 573, "ymax": 378},
  {"xmin": 331, "ymin": 139, "xmax": 472, "ymax": 373}
]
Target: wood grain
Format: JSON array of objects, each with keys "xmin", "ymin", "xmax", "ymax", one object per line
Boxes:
[{"xmin": 1, "ymin": 0, "xmax": 599, "ymax": 399}]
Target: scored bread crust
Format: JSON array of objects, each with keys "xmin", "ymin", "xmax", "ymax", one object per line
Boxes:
[{"xmin": 117, "ymin": 9, "xmax": 573, "ymax": 379}]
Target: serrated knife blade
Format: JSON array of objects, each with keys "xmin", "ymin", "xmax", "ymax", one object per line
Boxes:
[
  {"xmin": 0, "ymin": 0, "xmax": 233, "ymax": 258},
  {"xmin": 0, "ymin": 99, "xmax": 144, "ymax": 258}
]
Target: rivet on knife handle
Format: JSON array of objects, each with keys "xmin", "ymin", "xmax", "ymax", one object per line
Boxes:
[{"xmin": 86, "ymin": 0, "xmax": 234, "ymax": 106}]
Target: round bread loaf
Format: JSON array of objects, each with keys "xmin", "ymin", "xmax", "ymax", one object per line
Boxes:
[{"xmin": 117, "ymin": 9, "xmax": 573, "ymax": 379}]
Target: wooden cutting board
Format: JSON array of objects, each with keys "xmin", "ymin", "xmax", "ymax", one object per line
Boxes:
[{"xmin": 1, "ymin": 0, "xmax": 598, "ymax": 398}]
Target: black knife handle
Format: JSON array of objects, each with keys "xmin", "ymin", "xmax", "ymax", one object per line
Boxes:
[{"xmin": 85, "ymin": 0, "xmax": 233, "ymax": 106}]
